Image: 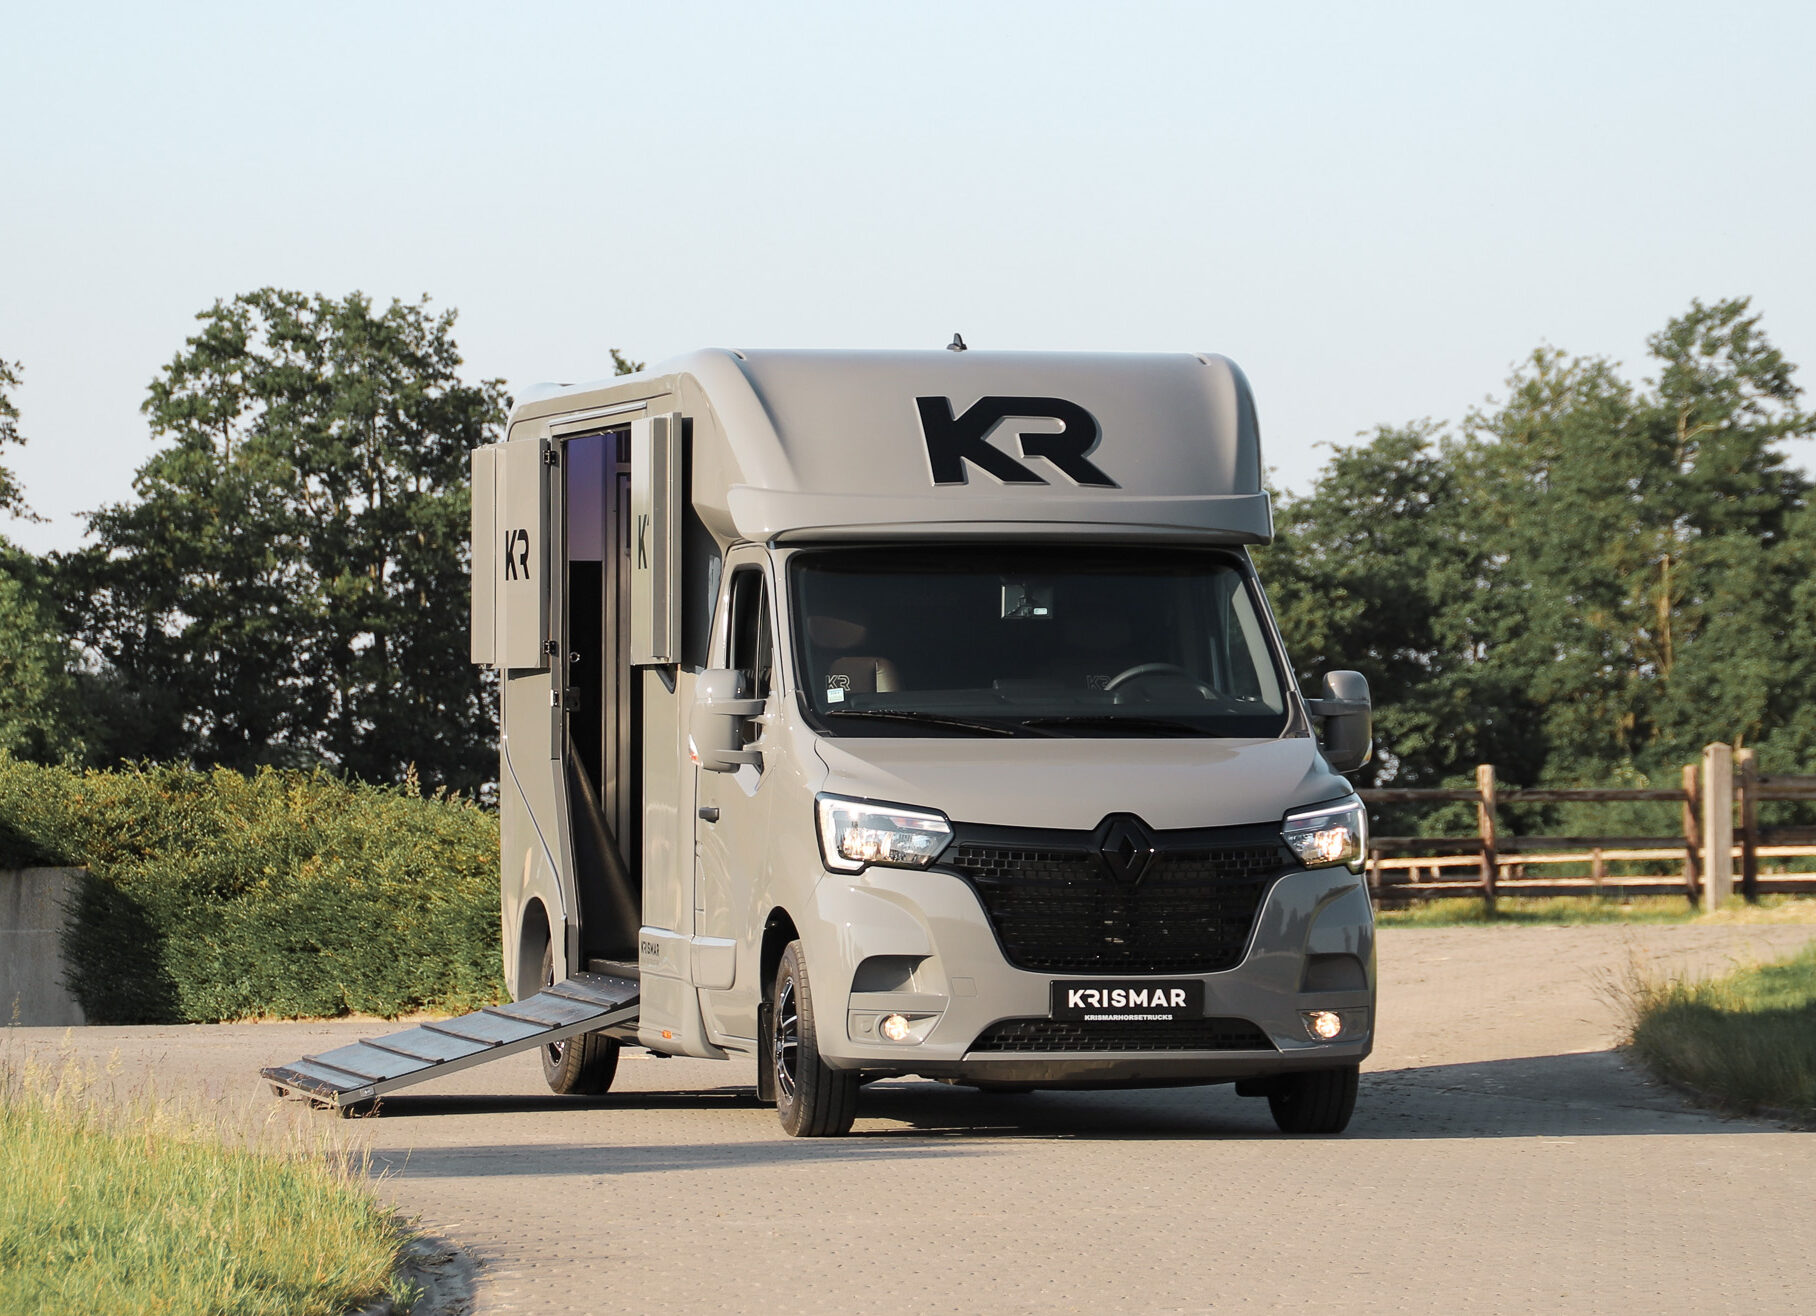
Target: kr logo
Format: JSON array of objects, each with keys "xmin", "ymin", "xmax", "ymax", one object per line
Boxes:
[
  {"xmin": 915, "ymin": 396, "xmax": 1116, "ymax": 488},
  {"xmin": 502, "ymin": 527, "xmax": 531, "ymax": 581}
]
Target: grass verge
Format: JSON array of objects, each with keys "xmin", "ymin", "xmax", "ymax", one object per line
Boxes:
[
  {"xmin": 1618, "ymin": 942, "xmax": 1816, "ymax": 1125},
  {"xmin": 1376, "ymin": 894, "xmax": 1816, "ymax": 927},
  {"xmin": 0, "ymin": 1052, "xmax": 418, "ymax": 1316}
]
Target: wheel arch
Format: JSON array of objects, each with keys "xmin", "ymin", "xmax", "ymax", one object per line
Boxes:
[
  {"xmin": 515, "ymin": 898, "xmax": 554, "ymax": 1002},
  {"xmin": 760, "ymin": 906, "xmax": 800, "ymax": 996}
]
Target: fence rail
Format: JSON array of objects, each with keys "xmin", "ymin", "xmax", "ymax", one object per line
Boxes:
[{"xmin": 1357, "ymin": 745, "xmax": 1816, "ymax": 910}]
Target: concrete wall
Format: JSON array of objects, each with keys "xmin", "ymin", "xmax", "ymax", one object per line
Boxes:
[{"xmin": 2, "ymin": 867, "xmax": 86, "ymax": 1027}]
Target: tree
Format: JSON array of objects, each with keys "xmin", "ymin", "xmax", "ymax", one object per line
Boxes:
[
  {"xmin": 1260, "ymin": 422, "xmax": 1544, "ymax": 790},
  {"xmin": 0, "ymin": 357, "xmax": 42, "ymax": 522},
  {"xmin": 0, "ymin": 361, "xmax": 90, "ymax": 761},
  {"xmin": 1265, "ymin": 297, "xmax": 1816, "ymax": 791},
  {"xmin": 67, "ymin": 291, "xmax": 509, "ymax": 792}
]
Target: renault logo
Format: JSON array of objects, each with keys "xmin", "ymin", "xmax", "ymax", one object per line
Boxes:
[{"xmin": 1096, "ymin": 815, "xmax": 1156, "ymax": 884}]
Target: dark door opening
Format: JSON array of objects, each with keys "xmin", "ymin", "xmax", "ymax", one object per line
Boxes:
[{"xmin": 561, "ymin": 429, "xmax": 639, "ymax": 967}]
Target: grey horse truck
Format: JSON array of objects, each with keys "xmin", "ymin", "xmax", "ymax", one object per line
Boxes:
[{"xmin": 265, "ymin": 347, "xmax": 1376, "ymax": 1136}]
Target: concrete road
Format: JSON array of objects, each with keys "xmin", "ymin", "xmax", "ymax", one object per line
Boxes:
[{"xmin": 8, "ymin": 924, "xmax": 1814, "ymax": 1314}]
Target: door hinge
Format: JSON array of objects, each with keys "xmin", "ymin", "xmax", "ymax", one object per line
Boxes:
[{"xmin": 542, "ymin": 445, "xmax": 560, "ymax": 466}]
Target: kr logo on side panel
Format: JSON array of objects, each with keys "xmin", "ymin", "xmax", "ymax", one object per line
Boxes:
[{"xmin": 502, "ymin": 528, "xmax": 531, "ymax": 581}]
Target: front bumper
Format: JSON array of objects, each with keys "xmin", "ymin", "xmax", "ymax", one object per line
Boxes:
[{"xmin": 802, "ymin": 862, "xmax": 1375, "ymax": 1086}]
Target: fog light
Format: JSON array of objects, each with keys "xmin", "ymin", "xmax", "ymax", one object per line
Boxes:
[
  {"xmin": 880, "ymin": 1013, "xmax": 912, "ymax": 1043},
  {"xmin": 1304, "ymin": 1010, "xmax": 1343, "ymax": 1041}
]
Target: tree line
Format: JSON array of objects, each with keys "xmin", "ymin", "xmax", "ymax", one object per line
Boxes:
[
  {"xmin": 1261, "ymin": 296, "xmax": 1816, "ymax": 793},
  {"xmin": 1, "ymin": 292, "xmax": 1810, "ymax": 797}
]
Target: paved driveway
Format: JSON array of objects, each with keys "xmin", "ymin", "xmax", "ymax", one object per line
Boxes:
[{"xmin": 9, "ymin": 924, "xmax": 1814, "ymax": 1314}]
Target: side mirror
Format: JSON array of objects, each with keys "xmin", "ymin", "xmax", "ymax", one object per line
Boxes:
[
  {"xmin": 690, "ymin": 668, "xmax": 765, "ymax": 773},
  {"xmin": 1306, "ymin": 670, "xmax": 1372, "ymax": 774}
]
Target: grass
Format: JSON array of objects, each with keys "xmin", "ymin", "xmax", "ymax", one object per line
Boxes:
[
  {"xmin": 1375, "ymin": 894, "xmax": 1816, "ymax": 927},
  {"xmin": 1620, "ymin": 941, "xmax": 1816, "ymax": 1125},
  {"xmin": 0, "ymin": 1049, "xmax": 418, "ymax": 1316}
]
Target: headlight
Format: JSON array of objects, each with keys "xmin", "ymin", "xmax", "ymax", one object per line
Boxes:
[
  {"xmin": 1282, "ymin": 796, "xmax": 1368, "ymax": 871},
  {"xmin": 815, "ymin": 794, "xmax": 952, "ymax": 873}
]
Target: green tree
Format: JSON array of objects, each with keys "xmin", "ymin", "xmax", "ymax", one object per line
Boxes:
[
  {"xmin": 1261, "ymin": 422, "xmax": 1544, "ymax": 790},
  {"xmin": 1457, "ymin": 298, "xmax": 1813, "ymax": 779},
  {"xmin": 0, "ymin": 361, "xmax": 90, "ymax": 761},
  {"xmin": 0, "ymin": 358, "xmax": 42, "ymax": 522},
  {"xmin": 67, "ymin": 291, "xmax": 509, "ymax": 791},
  {"xmin": 1267, "ymin": 297, "xmax": 1816, "ymax": 793}
]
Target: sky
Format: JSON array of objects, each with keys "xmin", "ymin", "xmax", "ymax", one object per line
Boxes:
[{"xmin": 4, "ymin": 1, "xmax": 1814, "ymax": 555}]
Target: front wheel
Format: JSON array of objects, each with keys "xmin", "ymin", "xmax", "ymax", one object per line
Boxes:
[
  {"xmin": 539, "ymin": 941, "xmax": 620, "ymax": 1096},
  {"xmin": 772, "ymin": 941, "xmax": 858, "ymax": 1137},
  {"xmin": 1267, "ymin": 1065, "xmax": 1358, "ymax": 1134}
]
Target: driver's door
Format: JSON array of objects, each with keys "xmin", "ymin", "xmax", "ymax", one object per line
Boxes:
[{"xmin": 692, "ymin": 551, "xmax": 776, "ymax": 1044}]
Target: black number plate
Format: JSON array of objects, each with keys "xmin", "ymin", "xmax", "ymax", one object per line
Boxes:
[{"xmin": 1050, "ymin": 980, "xmax": 1204, "ymax": 1022}]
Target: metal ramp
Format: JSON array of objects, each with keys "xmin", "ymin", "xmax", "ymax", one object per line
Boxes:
[{"xmin": 261, "ymin": 971, "xmax": 639, "ymax": 1108}]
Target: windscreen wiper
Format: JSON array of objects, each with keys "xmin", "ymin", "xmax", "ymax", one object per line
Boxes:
[
  {"xmin": 1016, "ymin": 714, "xmax": 1207, "ymax": 737},
  {"xmin": 821, "ymin": 708, "xmax": 1036, "ymax": 737}
]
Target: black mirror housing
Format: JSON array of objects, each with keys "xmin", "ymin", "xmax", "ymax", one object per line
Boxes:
[{"xmin": 1306, "ymin": 670, "xmax": 1372, "ymax": 775}]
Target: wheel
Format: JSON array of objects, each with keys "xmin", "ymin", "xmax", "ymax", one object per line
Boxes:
[
  {"xmin": 1267, "ymin": 1065, "xmax": 1358, "ymax": 1134},
  {"xmin": 772, "ymin": 941, "xmax": 859, "ymax": 1137},
  {"xmin": 1103, "ymin": 662, "xmax": 1221, "ymax": 701},
  {"xmin": 538, "ymin": 941, "xmax": 620, "ymax": 1095}
]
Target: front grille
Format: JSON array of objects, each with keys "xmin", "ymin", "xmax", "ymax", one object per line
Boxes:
[
  {"xmin": 940, "ymin": 820, "xmax": 1291, "ymax": 974},
  {"xmin": 969, "ymin": 1017, "xmax": 1276, "ymax": 1053}
]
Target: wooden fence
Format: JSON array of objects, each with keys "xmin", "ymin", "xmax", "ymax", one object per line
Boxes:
[{"xmin": 1359, "ymin": 745, "xmax": 1816, "ymax": 910}]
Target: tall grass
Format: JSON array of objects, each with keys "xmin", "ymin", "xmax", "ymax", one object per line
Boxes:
[
  {"xmin": 1620, "ymin": 942, "xmax": 1816, "ymax": 1124},
  {"xmin": 0, "ymin": 1049, "xmax": 417, "ymax": 1316}
]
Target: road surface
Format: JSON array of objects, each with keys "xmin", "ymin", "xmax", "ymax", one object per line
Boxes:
[{"xmin": 8, "ymin": 924, "xmax": 1813, "ymax": 1313}]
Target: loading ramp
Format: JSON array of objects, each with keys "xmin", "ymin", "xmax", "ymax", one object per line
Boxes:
[{"xmin": 262, "ymin": 971, "xmax": 640, "ymax": 1108}]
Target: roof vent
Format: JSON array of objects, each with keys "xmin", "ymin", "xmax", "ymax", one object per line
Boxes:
[{"xmin": 947, "ymin": 333, "xmax": 967, "ymax": 352}]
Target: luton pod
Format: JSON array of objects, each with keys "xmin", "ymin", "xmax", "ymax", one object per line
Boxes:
[{"xmin": 265, "ymin": 347, "xmax": 1378, "ymax": 1136}]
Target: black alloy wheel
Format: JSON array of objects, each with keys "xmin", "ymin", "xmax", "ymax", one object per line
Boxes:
[{"xmin": 772, "ymin": 941, "xmax": 858, "ymax": 1137}]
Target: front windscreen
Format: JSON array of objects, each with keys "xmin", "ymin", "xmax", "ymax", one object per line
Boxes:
[{"xmin": 789, "ymin": 545, "xmax": 1290, "ymax": 738}]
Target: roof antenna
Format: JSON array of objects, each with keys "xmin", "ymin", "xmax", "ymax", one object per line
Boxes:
[{"xmin": 947, "ymin": 333, "xmax": 967, "ymax": 352}]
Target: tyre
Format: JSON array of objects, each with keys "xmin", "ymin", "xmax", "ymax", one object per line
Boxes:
[
  {"xmin": 772, "ymin": 940, "xmax": 858, "ymax": 1137},
  {"xmin": 538, "ymin": 941, "xmax": 620, "ymax": 1096},
  {"xmin": 1267, "ymin": 1064, "xmax": 1358, "ymax": 1134}
]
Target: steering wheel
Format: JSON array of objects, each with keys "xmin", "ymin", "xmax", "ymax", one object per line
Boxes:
[{"xmin": 1102, "ymin": 662, "xmax": 1221, "ymax": 701}]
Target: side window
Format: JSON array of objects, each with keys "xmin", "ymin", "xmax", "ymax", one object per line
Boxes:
[{"xmin": 728, "ymin": 568, "xmax": 773, "ymax": 700}]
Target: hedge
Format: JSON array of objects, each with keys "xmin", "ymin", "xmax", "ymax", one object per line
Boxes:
[{"xmin": 0, "ymin": 758, "xmax": 504, "ymax": 1023}]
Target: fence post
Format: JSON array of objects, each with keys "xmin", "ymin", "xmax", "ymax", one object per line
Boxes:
[
  {"xmin": 1476, "ymin": 763, "xmax": 1499, "ymax": 915},
  {"xmin": 1591, "ymin": 847, "xmax": 1605, "ymax": 893},
  {"xmin": 1736, "ymin": 748, "xmax": 1759, "ymax": 904},
  {"xmin": 1702, "ymin": 742, "xmax": 1734, "ymax": 913},
  {"xmin": 1681, "ymin": 762, "xmax": 1703, "ymax": 907}
]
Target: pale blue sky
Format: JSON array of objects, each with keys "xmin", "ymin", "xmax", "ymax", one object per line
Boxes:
[{"xmin": 4, "ymin": 1, "xmax": 1813, "ymax": 554}]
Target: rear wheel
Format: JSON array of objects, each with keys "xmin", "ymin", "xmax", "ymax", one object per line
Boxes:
[
  {"xmin": 1267, "ymin": 1065, "xmax": 1358, "ymax": 1134},
  {"xmin": 538, "ymin": 941, "xmax": 620, "ymax": 1095},
  {"xmin": 773, "ymin": 941, "xmax": 858, "ymax": 1137}
]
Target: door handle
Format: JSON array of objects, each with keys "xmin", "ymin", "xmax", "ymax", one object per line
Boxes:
[{"xmin": 697, "ymin": 806, "xmax": 720, "ymax": 823}]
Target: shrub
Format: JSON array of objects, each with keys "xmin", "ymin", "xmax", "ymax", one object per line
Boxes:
[{"xmin": 0, "ymin": 757, "xmax": 503, "ymax": 1022}]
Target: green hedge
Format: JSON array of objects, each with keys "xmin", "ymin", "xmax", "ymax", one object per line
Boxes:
[{"xmin": 0, "ymin": 758, "xmax": 504, "ymax": 1023}]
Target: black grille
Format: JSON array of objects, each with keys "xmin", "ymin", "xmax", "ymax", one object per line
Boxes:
[
  {"xmin": 940, "ymin": 819, "xmax": 1291, "ymax": 974},
  {"xmin": 969, "ymin": 1017, "xmax": 1275, "ymax": 1053}
]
